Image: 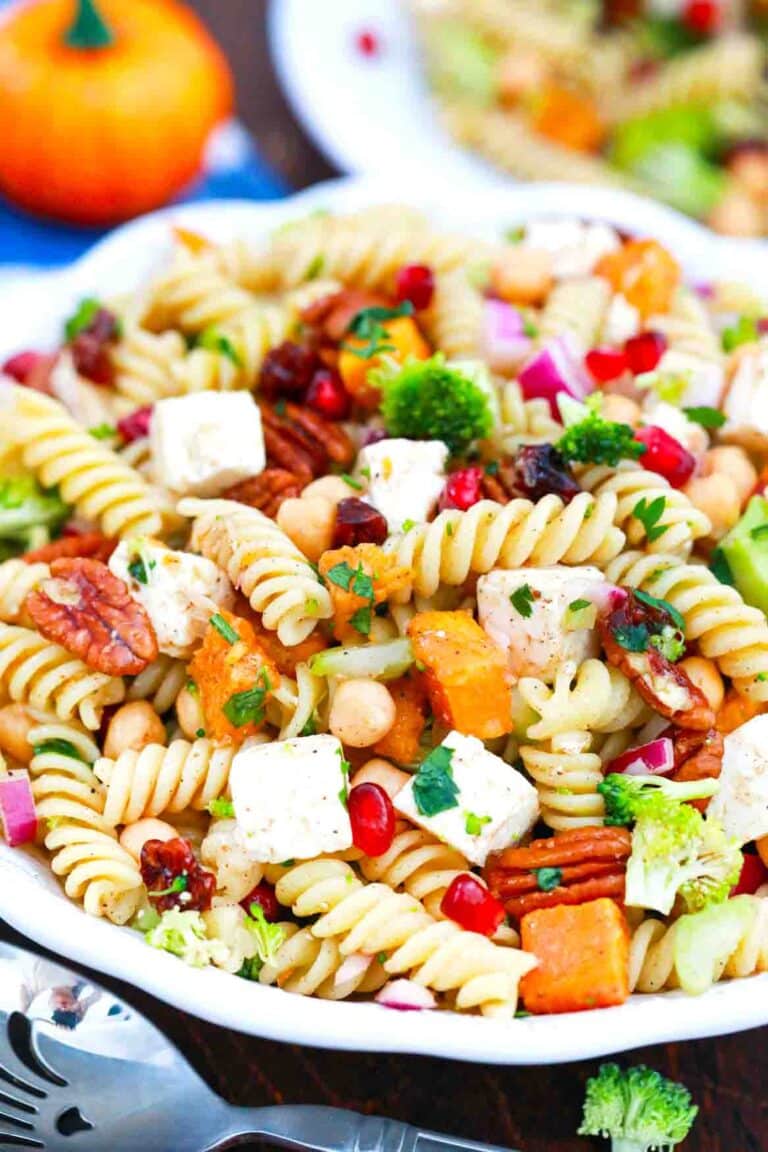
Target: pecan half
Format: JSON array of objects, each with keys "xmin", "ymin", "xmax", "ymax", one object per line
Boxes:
[
  {"xmin": 222, "ymin": 468, "xmax": 303, "ymax": 519},
  {"xmin": 600, "ymin": 591, "xmax": 714, "ymax": 730},
  {"xmin": 25, "ymin": 557, "xmax": 157, "ymax": 676},
  {"xmin": 260, "ymin": 401, "xmax": 354, "ymax": 483},
  {"xmin": 22, "ymin": 532, "xmax": 117, "ymax": 566},
  {"xmin": 670, "ymin": 726, "xmax": 723, "ymax": 811},
  {"xmin": 485, "ymin": 826, "xmax": 631, "ymax": 921}
]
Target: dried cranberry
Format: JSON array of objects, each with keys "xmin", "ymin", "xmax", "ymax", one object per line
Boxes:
[
  {"xmin": 348, "ymin": 783, "xmax": 395, "ymax": 857},
  {"xmin": 440, "ymin": 875, "xmax": 505, "ymax": 937},
  {"xmin": 624, "ymin": 331, "xmax": 667, "ymax": 376},
  {"xmin": 395, "ymin": 264, "xmax": 435, "ymax": 311},
  {"xmin": 682, "ymin": 0, "xmax": 721, "ymax": 35},
  {"xmin": 439, "ymin": 466, "xmax": 485, "ymax": 512},
  {"xmin": 2, "ymin": 350, "xmax": 46, "ymax": 384},
  {"xmin": 585, "ymin": 346, "xmax": 628, "ymax": 383},
  {"xmin": 503, "ymin": 444, "xmax": 581, "ymax": 504},
  {"xmin": 333, "ymin": 497, "xmax": 388, "ymax": 547},
  {"xmin": 634, "ymin": 425, "xmax": 695, "ymax": 488},
  {"xmin": 758, "ymin": 317, "xmax": 768, "ymax": 335},
  {"xmin": 70, "ymin": 308, "xmax": 119, "ymax": 386},
  {"xmin": 259, "ymin": 342, "xmax": 320, "ymax": 400},
  {"xmin": 355, "ymin": 28, "xmax": 381, "ymax": 57},
  {"xmin": 140, "ymin": 837, "xmax": 215, "ymax": 913},
  {"xmin": 117, "ymin": 405, "xmax": 152, "ymax": 444},
  {"xmin": 731, "ymin": 852, "xmax": 768, "ymax": 896},
  {"xmin": 240, "ymin": 880, "xmax": 281, "ymax": 922},
  {"xmin": 306, "ymin": 369, "xmax": 351, "ymax": 421}
]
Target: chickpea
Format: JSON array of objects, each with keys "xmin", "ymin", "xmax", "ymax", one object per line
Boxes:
[
  {"xmin": 600, "ymin": 394, "xmax": 641, "ymax": 427},
  {"xmin": 176, "ymin": 685, "xmax": 205, "ymax": 741},
  {"xmin": 683, "ymin": 473, "xmax": 741, "ymax": 541},
  {"xmin": 708, "ymin": 187, "xmax": 764, "ymax": 238},
  {"xmin": 104, "ymin": 701, "xmax": 166, "ymax": 760},
  {"xmin": 329, "ymin": 679, "xmax": 396, "ymax": 748},
  {"xmin": 352, "ymin": 757, "xmax": 410, "ymax": 801},
  {"xmin": 491, "ymin": 248, "xmax": 553, "ymax": 307},
  {"xmin": 119, "ymin": 817, "xmax": 177, "ymax": 862},
  {"xmin": 302, "ymin": 476, "xmax": 355, "ymax": 506},
  {"xmin": 0, "ymin": 704, "xmax": 35, "ymax": 765},
  {"xmin": 757, "ymin": 835, "xmax": 768, "ymax": 870},
  {"xmin": 277, "ymin": 496, "xmax": 335, "ymax": 563},
  {"xmin": 678, "ymin": 656, "xmax": 725, "ymax": 712},
  {"xmin": 700, "ymin": 446, "xmax": 758, "ymax": 506}
]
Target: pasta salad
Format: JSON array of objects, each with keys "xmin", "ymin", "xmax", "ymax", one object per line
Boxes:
[
  {"xmin": 0, "ymin": 205, "xmax": 767, "ymax": 1021},
  {"xmin": 410, "ymin": 0, "xmax": 768, "ymax": 237}
]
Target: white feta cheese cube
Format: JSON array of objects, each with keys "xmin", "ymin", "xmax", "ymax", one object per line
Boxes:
[
  {"xmin": 231, "ymin": 734, "xmax": 353, "ymax": 863},
  {"xmin": 647, "ymin": 349, "xmax": 725, "ymax": 411},
  {"xmin": 723, "ymin": 338, "xmax": 768, "ymax": 451},
  {"xmin": 601, "ymin": 293, "xmax": 641, "ymax": 345},
  {"xmin": 109, "ymin": 537, "xmax": 233, "ymax": 658},
  {"xmin": 641, "ymin": 400, "xmax": 709, "ymax": 459},
  {"xmin": 394, "ymin": 731, "xmax": 539, "ymax": 866},
  {"xmin": 150, "ymin": 392, "xmax": 265, "ymax": 497},
  {"xmin": 355, "ymin": 438, "xmax": 448, "ymax": 532},
  {"xmin": 708, "ymin": 715, "xmax": 768, "ymax": 845},
  {"xmin": 477, "ymin": 565, "xmax": 607, "ymax": 682},
  {"xmin": 523, "ymin": 219, "xmax": 620, "ymax": 279}
]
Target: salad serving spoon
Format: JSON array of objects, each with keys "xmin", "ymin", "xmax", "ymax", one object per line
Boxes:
[{"xmin": 0, "ymin": 940, "xmax": 516, "ymax": 1152}]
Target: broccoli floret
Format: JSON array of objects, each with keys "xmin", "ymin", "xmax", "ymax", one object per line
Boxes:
[
  {"xmin": 676, "ymin": 818, "xmax": 743, "ymax": 914},
  {"xmin": 145, "ymin": 910, "xmax": 228, "ymax": 968},
  {"xmin": 243, "ymin": 902, "xmax": 285, "ymax": 974},
  {"xmin": 0, "ymin": 473, "xmax": 69, "ymax": 558},
  {"xmin": 375, "ymin": 354, "xmax": 493, "ymax": 455},
  {"xmin": 579, "ymin": 1063, "xmax": 698, "ymax": 1152},
  {"xmin": 598, "ymin": 773, "xmax": 719, "ymax": 828},
  {"xmin": 556, "ymin": 395, "xmax": 646, "ymax": 467}
]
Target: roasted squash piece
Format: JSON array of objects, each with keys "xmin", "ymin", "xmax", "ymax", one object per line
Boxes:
[
  {"xmin": 373, "ymin": 674, "xmax": 428, "ymax": 766},
  {"xmin": 319, "ymin": 544, "xmax": 410, "ymax": 644}
]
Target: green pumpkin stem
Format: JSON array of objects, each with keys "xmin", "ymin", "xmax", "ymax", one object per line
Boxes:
[{"xmin": 65, "ymin": 0, "xmax": 115, "ymax": 49}]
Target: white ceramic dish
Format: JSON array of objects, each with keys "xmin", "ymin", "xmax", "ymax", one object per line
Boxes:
[{"xmin": 1, "ymin": 177, "xmax": 767, "ymax": 1063}]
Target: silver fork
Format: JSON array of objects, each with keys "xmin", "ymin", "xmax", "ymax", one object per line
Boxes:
[{"xmin": 0, "ymin": 941, "xmax": 517, "ymax": 1152}]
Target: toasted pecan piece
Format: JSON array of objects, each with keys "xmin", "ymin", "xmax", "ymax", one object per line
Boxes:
[
  {"xmin": 22, "ymin": 532, "xmax": 117, "ymax": 566},
  {"xmin": 670, "ymin": 726, "xmax": 723, "ymax": 811},
  {"xmin": 222, "ymin": 468, "xmax": 303, "ymax": 519},
  {"xmin": 25, "ymin": 557, "xmax": 157, "ymax": 676}
]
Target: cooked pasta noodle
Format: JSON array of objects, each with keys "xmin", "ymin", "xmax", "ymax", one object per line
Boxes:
[
  {"xmin": 423, "ymin": 267, "xmax": 485, "ymax": 360},
  {"xmin": 521, "ymin": 731, "xmax": 605, "ymax": 830},
  {"xmin": 200, "ymin": 817, "xmax": 264, "ymax": 904},
  {"xmin": 0, "ymin": 558, "xmax": 47, "ymax": 624},
  {"xmin": 359, "ymin": 826, "xmax": 471, "ymax": 919},
  {"xmin": 111, "ymin": 326, "xmax": 187, "ymax": 407},
  {"xmin": 126, "ymin": 656, "xmax": 188, "ymax": 716},
  {"xmin": 519, "ymin": 660, "xmax": 648, "ymax": 742},
  {"xmin": 267, "ymin": 664, "xmax": 326, "ymax": 740},
  {"xmin": 538, "ymin": 277, "xmax": 612, "ymax": 352}
]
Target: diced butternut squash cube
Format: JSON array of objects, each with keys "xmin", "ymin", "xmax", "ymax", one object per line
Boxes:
[
  {"xmin": 595, "ymin": 239, "xmax": 680, "ymax": 317},
  {"xmin": 532, "ymin": 85, "xmax": 606, "ymax": 153},
  {"xmin": 408, "ymin": 610, "xmax": 514, "ymax": 740},
  {"xmin": 520, "ymin": 898, "xmax": 630, "ymax": 1015},
  {"xmin": 373, "ymin": 674, "xmax": 428, "ymax": 765},
  {"xmin": 339, "ymin": 316, "xmax": 431, "ymax": 409},
  {"xmin": 319, "ymin": 544, "xmax": 410, "ymax": 644}
]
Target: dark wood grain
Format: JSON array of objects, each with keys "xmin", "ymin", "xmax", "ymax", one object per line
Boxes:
[{"xmin": 1, "ymin": 3, "xmax": 766, "ymax": 1149}]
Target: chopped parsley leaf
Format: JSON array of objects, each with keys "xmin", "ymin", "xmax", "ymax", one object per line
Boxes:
[
  {"xmin": 222, "ymin": 671, "xmax": 271, "ymax": 728},
  {"xmin": 634, "ymin": 589, "xmax": 685, "ymax": 632},
  {"xmin": 465, "ymin": 812, "xmax": 492, "ymax": 836},
  {"xmin": 64, "ymin": 297, "xmax": 102, "ymax": 341},
  {"xmin": 632, "ymin": 495, "xmax": 668, "ymax": 543},
  {"xmin": 207, "ymin": 797, "xmax": 235, "ymax": 819},
  {"xmin": 533, "ymin": 867, "xmax": 562, "ymax": 892},
  {"xmin": 343, "ymin": 302, "xmax": 414, "ymax": 360},
  {"xmin": 299, "ymin": 715, "xmax": 317, "ymax": 737},
  {"xmin": 401, "ymin": 518, "xmax": 416, "ymax": 533},
  {"xmin": 349, "ymin": 605, "xmax": 372, "ymax": 636},
  {"xmin": 509, "ymin": 583, "xmax": 535, "ymax": 618},
  {"xmin": 341, "ymin": 473, "xmax": 363, "ymax": 490},
  {"xmin": 153, "ymin": 874, "xmax": 188, "ymax": 898},
  {"xmin": 196, "ymin": 327, "xmax": 242, "ymax": 366},
  {"xmin": 412, "ymin": 746, "xmax": 460, "ymax": 817},
  {"xmin": 612, "ymin": 622, "xmax": 649, "ymax": 652},
  {"xmin": 568, "ymin": 598, "xmax": 591, "ymax": 613},
  {"xmin": 127, "ymin": 554, "xmax": 151, "ymax": 584},
  {"xmin": 757, "ymin": 673, "xmax": 768, "ymax": 683},
  {"xmin": 186, "ymin": 678, "xmax": 199, "ymax": 696},
  {"xmin": 325, "ymin": 561, "xmax": 374, "ymax": 600},
  {"xmin": 210, "ymin": 613, "xmax": 239, "ymax": 645},
  {"xmin": 683, "ymin": 406, "xmax": 726, "ymax": 429},
  {"xmin": 89, "ymin": 423, "xmax": 117, "ymax": 441},
  {"xmin": 195, "ymin": 728, "xmax": 206, "ymax": 739}
]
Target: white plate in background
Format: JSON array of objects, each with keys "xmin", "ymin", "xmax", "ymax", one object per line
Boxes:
[{"xmin": 0, "ymin": 177, "xmax": 766, "ymax": 1062}]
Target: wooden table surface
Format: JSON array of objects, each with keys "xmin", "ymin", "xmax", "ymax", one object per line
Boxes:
[{"xmin": 1, "ymin": 2, "xmax": 766, "ymax": 1149}]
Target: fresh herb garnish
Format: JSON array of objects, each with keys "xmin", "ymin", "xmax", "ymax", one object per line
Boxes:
[
  {"xmin": 299, "ymin": 716, "xmax": 317, "ymax": 737},
  {"xmin": 32, "ymin": 738, "xmax": 86, "ymax": 762},
  {"xmin": 186, "ymin": 678, "xmax": 199, "ymax": 696},
  {"xmin": 710, "ymin": 547, "xmax": 734, "ymax": 586},
  {"xmin": 349, "ymin": 605, "xmax": 372, "ymax": 636},
  {"xmin": 509, "ymin": 583, "xmax": 535, "ymax": 618},
  {"xmin": 222, "ymin": 671, "xmax": 271, "ymax": 728},
  {"xmin": 649, "ymin": 626, "xmax": 685, "ymax": 663},
  {"xmin": 721, "ymin": 315, "xmax": 758, "ymax": 353},
  {"xmin": 569, "ymin": 598, "xmax": 591, "ymax": 613},
  {"xmin": 341, "ymin": 473, "xmax": 363, "ymax": 491},
  {"xmin": 65, "ymin": 297, "xmax": 102, "ymax": 341},
  {"xmin": 412, "ymin": 745, "xmax": 460, "ymax": 817},
  {"xmin": 89, "ymin": 423, "xmax": 117, "ymax": 440},
  {"xmin": 401, "ymin": 518, "xmax": 416, "ymax": 533},
  {"xmin": 210, "ymin": 613, "xmax": 239, "ymax": 645},
  {"xmin": 465, "ymin": 812, "xmax": 492, "ymax": 836},
  {"xmin": 127, "ymin": 554, "xmax": 151, "ymax": 584},
  {"xmin": 325, "ymin": 561, "xmax": 373, "ymax": 599},
  {"xmin": 613, "ymin": 623, "xmax": 650, "ymax": 652},
  {"xmin": 303, "ymin": 253, "xmax": 326, "ymax": 281},
  {"xmin": 196, "ymin": 327, "xmax": 242, "ymax": 366},
  {"xmin": 632, "ymin": 496, "xmax": 668, "ymax": 543},
  {"xmin": 533, "ymin": 867, "xmax": 562, "ymax": 892},
  {"xmin": 683, "ymin": 406, "xmax": 726, "ymax": 429},
  {"xmin": 633, "ymin": 589, "xmax": 685, "ymax": 632},
  {"xmin": 153, "ymin": 875, "xmax": 188, "ymax": 898},
  {"xmin": 343, "ymin": 302, "xmax": 414, "ymax": 360}
]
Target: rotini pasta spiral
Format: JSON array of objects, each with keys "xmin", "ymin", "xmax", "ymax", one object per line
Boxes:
[
  {"xmin": 647, "ymin": 287, "xmax": 723, "ymax": 366},
  {"xmin": 538, "ymin": 277, "xmax": 612, "ymax": 352},
  {"xmin": 259, "ymin": 922, "xmax": 389, "ymax": 999},
  {"xmin": 11, "ymin": 387, "xmax": 162, "ymax": 538},
  {"xmin": 519, "ymin": 660, "xmax": 649, "ymax": 743},
  {"xmin": 0, "ymin": 558, "xmax": 47, "ymax": 624},
  {"xmin": 0, "ymin": 623, "xmax": 124, "ymax": 730},
  {"xmin": 141, "ymin": 248, "xmax": 262, "ymax": 334},
  {"xmin": 126, "ymin": 656, "xmax": 188, "ymax": 716},
  {"xmin": 267, "ymin": 664, "xmax": 326, "ymax": 740},
  {"xmin": 440, "ymin": 0, "xmax": 594, "ymax": 61},
  {"xmin": 93, "ymin": 737, "xmax": 241, "ymax": 827},
  {"xmin": 577, "ymin": 460, "xmax": 712, "ymax": 556},
  {"xmin": 359, "ymin": 826, "xmax": 471, "ymax": 919},
  {"xmin": 111, "ymin": 326, "xmax": 187, "ymax": 407},
  {"xmin": 179, "ymin": 498, "xmax": 332, "ymax": 645},
  {"xmin": 493, "ymin": 379, "xmax": 562, "ymax": 450},
  {"xmin": 423, "ymin": 267, "xmax": 485, "ymax": 361},
  {"xmin": 269, "ymin": 858, "xmax": 534, "ymax": 1016},
  {"xmin": 521, "ymin": 731, "xmax": 605, "ymax": 830},
  {"xmin": 200, "ymin": 817, "xmax": 263, "ymax": 904},
  {"xmin": 385, "ymin": 493, "xmax": 626, "ymax": 601}
]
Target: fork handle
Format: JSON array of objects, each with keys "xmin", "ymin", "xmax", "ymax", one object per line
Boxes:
[{"xmin": 216, "ymin": 1103, "xmax": 517, "ymax": 1152}]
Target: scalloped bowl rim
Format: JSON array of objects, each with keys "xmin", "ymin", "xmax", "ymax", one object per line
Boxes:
[{"xmin": 0, "ymin": 176, "xmax": 766, "ymax": 1064}]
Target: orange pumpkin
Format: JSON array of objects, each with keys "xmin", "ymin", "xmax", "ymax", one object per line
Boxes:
[{"xmin": 0, "ymin": 0, "xmax": 233, "ymax": 225}]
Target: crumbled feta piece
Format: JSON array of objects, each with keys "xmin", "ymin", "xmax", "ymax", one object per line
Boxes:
[
  {"xmin": 644, "ymin": 348, "xmax": 725, "ymax": 411},
  {"xmin": 723, "ymin": 338, "xmax": 768, "ymax": 450},
  {"xmin": 523, "ymin": 219, "xmax": 620, "ymax": 279},
  {"xmin": 355, "ymin": 438, "xmax": 448, "ymax": 532},
  {"xmin": 708, "ymin": 715, "xmax": 768, "ymax": 845},
  {"xmin": 150, "ymin": 392, "xmax": 265, "ymax": 496},
  {"xmin": 601, "ymin": 293, "xmax": 641, "ymax": 345},
  {"xmin": 109, "ymin": 537, "xmax": 233, "ymax": 658},
  {"xmin": 231, "ymin": 734, "xmax": 353, "ymax": 863},
  {"xmin": 477, "ymin": 565, "xmax": 607, "ymax": 682},
  {"xmin": 641, "ymin": 400, "xmax": 709, "ymax": 458},
  {"xmin": 394, "ymin": 731, "xmax": 539, "ymax": 866}
]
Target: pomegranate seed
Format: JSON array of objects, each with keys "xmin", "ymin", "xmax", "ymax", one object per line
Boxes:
[
  {"xmin": 634, "ymin": 425, "xmax": 696, "ymax": 488},
  {"xmin": 333, "ymin": 497, "xmax": 388, "ymax": 548},
  {"xmin": 683, "ymin": 0, "xmax": 721, "ymax": 35},
  {"xmin": 259, "ymin": 341, "xmax": 319, "ymax": 400},
  {"xmin": 306, "ymin": 369, "xmax": 351, "ymax": 421},
  {"xmin": 395, "ymin": 264, "xmax": 435, "ymax": 311},
  {"xmin": 140, "ymin": 837, "xmax": 215, "ymax": 913},
  {"xmin": 624, "ymin": 330, "xmax": 667, "ymax": 376},
  {"xmin": 355, "ymin": 28, "xmax": 381, "ymax": 57},
  {"xmin": 2, "ymin": 350, "xmax": 46, "ymax": 384},
  {"xmin": 240, "ymin": 880, "xmax": 281, "ymax": 922},
  {"xmin": 440, "ymin": 875, "xmax": 505, "ymax": 937},
  {"xmin": 731, "ymin": 852, "xmax": 768, "ymax": 896},
  {"xmin": 348, "ymin": 782, "xmax": 395, "ymax": 857},
  {"xmin": 117, "ymin": 405, "xmax": 152, "ymax": 444},
  {"xmin": 585, "ymin": 346, "xmax": 628, "ymax": 383},
  {"xmin": 504, "ymin": 444, "xmax": 581, "ymax": 504},
  {"xmin": 439, "ymin": 466, "xmax": 485, "ymax": 512}
]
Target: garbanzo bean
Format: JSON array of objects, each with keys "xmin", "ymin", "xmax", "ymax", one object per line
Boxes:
[
  {"xmin": 104, "ymin": 701, "xmax": 166, "ymax": 760},
  {"xmin": 329, "ymin": 679, "xmax": 396, "ymax": 748}
]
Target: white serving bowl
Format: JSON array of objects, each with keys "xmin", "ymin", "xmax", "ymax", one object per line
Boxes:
[{"xmin": 0, "ymin": 177, "xmax": 766, "ymax": 1063}]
